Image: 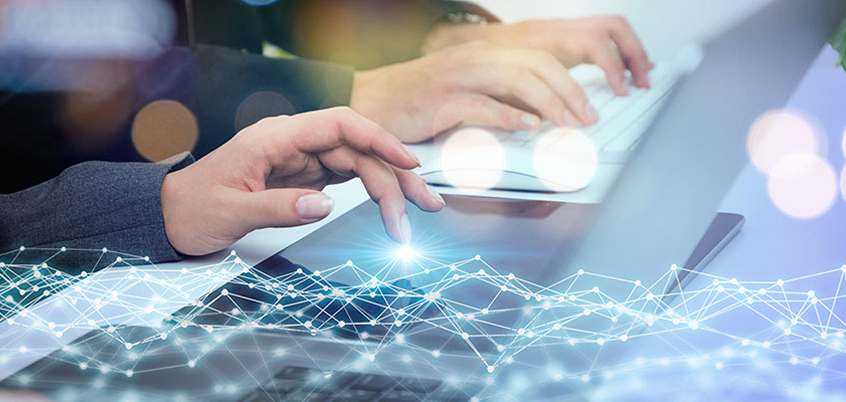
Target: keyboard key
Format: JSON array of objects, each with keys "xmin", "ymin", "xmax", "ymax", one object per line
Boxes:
[
  {"xmin": 395, "ymin": 377, "xmax": 442, "ymax": 393},
  {"xmin": 428, "ymin": 382, "xmax": 484, "ymax": 402},
  {"xmin": 288, "ymin": 391, "xmax": 334, "ymax": 402},
  {"xmin": 275, "ymin": 366, "xmax": 317, "ymax": 380},
  {"xmin": 380, "ymin": 390, "xmax": 427, "ymax": 401},
  {"xmin": 263, "ymin": 378, "xmax": 300, "ymax": 393},
  {"xmin": 331, "ymin": 389, "xmax": 381, "ymax": 401},
  {"xmin": 239, "ymin": 390, "xmax": 289, "ymax": 402},
  {"xmin": 349, "ymin": 373, "xmax": 399, "ymax": 392}
]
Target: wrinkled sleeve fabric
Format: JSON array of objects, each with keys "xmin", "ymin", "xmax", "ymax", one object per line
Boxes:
[{"xmin": 0, "ymin": 153, "xmax": 194, "ymax": 263}]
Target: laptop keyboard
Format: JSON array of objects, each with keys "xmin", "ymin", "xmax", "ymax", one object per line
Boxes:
[
  {"xmin": 239, "ymin": 366, "xmax": 482, "ymax": 402},
  {"xmin": 497, "ymin": 64, "xmax": 681, "ymax": 153}
]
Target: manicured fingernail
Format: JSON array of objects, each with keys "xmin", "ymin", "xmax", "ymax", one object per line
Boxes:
[
  {"xmin": 585, "ymin": 104, "xmax": 599, "ymax": 123},
  {"xmin": 563, "ymin": 111, "xmax": 581, "ymax": 127},
  {"xmin": 520, "ymin": 113, "xmax": 540, "ymax": 129},
  {"xmin": 427, "ymin": 185, "xmax": 445, "ymax": 206},
  {"xmin": 296, "ymin": 193, "xmax": 334, "ymax": 220},
  {"xmin": 399, "ymin": 213, "xmax": 412, "ymax": 243},
  {"xmin": 404, "ymin": 146, "xmax": 422, "ymax": 167}
]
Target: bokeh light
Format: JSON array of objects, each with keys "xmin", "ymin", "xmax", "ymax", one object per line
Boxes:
[
  {"xmin": 131, "ymin": 100, "xmax": 199, "ymax": 162},
  {"xmin": 240, "ymin": 0, "xmax": 279, "ymax": 5},
  {"xmin": 767, "ymin": 153, "xmax": 837, "ymax": 219},
  {"xmin": 747, "ymin": 109, "xmax": 823, "ymax": 175},
  {"xmin": 440, "ymin": 127, "xmax": 505, "ymax": 190},
  {"xmin": 532, "ymin": 128, "xmax": 598, "ymax": 192},
  {"xmin": 842, "ymin": 124, "xmax": 846, "ymax": 158},
  {"xmin": 841, "ymin": 165, "xmax": 846, "ymax": 205},
  {"xmin": 234, "ymin": 91, "xmax": 294, "ymax": 132},
  {"xmin": 0, "ymin": 0, "xmax": 174, "ymax": 60}
]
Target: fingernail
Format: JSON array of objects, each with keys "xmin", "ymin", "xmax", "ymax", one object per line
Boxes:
[
  {"xmin": 427, "ymin": 185, "xmax": 445, "ymax": 206},
  {"xmin": 399, "ymin": 213, "xmax": 412, "ymax": 243},
  {"xmin": 520, "ymin": 113, "xmax": 540, "ymax": 130},
  {"xmin": 404, "ymin": 146, "xmax": 422, "ymax": 168},
  {"xmin": 585, "ymin": 104, "xmax": 599, "ymax": 123},
  {"xmin": 296, "ymin": 193, "xmax": 334, "ymax": 220},
  {"xmin": 563, "ymin": 110, "xmax": 581, "ymax": 127},
  {"xmin": 619, "ymin": 79, "xmax": 630, "ymax": 96}
]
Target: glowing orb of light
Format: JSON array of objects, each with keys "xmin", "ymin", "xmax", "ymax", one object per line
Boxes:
[
  {"xmin": 841, "ymin": 165, "xmax": 846, "ymax": 204},
  {"xmin": 440, "ymin": 127, "xmax": 505, "ymax": 190},
  {"xmin": 842, "ymin": 124, "xmax": 846, "ymax": 158},
  {"xmin": 132, "ymin": 100, "xmax": 199, "ymax": 162},
  {"xmin": 747, "ymin": 109, "xmax": 823, "ymax": 175},
  {"xmin": 767, "ymin": 153, "xmax": 837, "ymax": 219},
  {"xmin": 396, "ymin": 245, "xmax": 416, "ymax": 262},
  {"xmin": 532, "ymin": 128, "xmax": 598, "ymax": 192}
]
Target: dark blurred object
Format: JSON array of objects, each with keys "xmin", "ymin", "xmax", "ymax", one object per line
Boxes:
[
  {"xmin": 0, "ymin": 0, "xmax": 496, "ymax": 194},
  {"xmin": 173, "ymin": 0, "xmax": 497, "ymax": 69}
]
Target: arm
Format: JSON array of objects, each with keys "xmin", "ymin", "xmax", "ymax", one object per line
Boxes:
[
  {"xmin": 0, "ymin": 44, "xmax": 354, "ymax": 194},
  {"xmin": 1, "ymin": 108, "xmax": 445, "ymax": 264},
  {"xmin": 255, "ymin": 0, "xmax": 499, "ymax": 69},
  {"xmin": 0, "ymin": 153, "xmax": 194, "ymax": 263}
]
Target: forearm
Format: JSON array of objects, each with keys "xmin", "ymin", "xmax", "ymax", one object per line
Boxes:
[
  {"xmin": 0, "ymin": 154, "xmax": 194, "ymax": 265},
  {"xmin": 258, "ymin": 0, "xmax": 500, "ymax": 69}
]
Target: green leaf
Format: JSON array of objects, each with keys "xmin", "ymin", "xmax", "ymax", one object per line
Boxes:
[{"xmin": 831, "ymin": 16, "xmax": 846, "ymax": 71}]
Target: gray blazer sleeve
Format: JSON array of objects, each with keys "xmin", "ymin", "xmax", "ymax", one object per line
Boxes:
[{"xmin": 0, "ymin": 153, "xmax": 194, "ymax": 263}]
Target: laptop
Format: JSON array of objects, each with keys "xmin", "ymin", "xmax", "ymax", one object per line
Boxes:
[{"xmin": 2, "ymin": 0, "xmax": 843, "ymax": 400}]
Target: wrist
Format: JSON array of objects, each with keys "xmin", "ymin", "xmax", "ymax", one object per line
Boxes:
[
  {"xmin": 349, "ymin": 70, "xmax": 381, "ymax": 127},
  {"xmin": 160, "ymin": 169, "xmax": 192, "ymax": 256},
  {"xmin": 422, "ymin": 23, "xmax": 485, "ymax": 54}
]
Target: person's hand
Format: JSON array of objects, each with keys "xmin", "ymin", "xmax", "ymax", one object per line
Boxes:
[
  {"xmin": 423, "ymin": 16, "xmax": 654, "ymax": 96},
  {"xmin": 160, "ymin": 107, "xmax": 445, "ymax": 256},
  {"xmin": 350, "ymin": 41, "xmax": 597, "ymax": 143}
]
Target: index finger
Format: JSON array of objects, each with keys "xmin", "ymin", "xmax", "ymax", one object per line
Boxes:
[
  {"xmin": 604, "ymin": 17, "xmax": 652, "ymax": 88},
  {"xmin": 286, "ymin": 107, "xmax": 421, "ymax": 170}
]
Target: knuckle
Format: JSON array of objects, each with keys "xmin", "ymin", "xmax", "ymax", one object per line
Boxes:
[
  {"xmin": 532, "ymin": 49, "xmax": 559, "ymax": 66},
  {"xmin": 608, "ymin": 15, "xmax": 627, "ymax": 25},
  {"xmin": 332, "ymin": 105, "xmax": 356, "ymax": 117}
]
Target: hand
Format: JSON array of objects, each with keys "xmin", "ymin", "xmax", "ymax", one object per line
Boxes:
[
  {"xmin": 350, "ymin": 41, "xmax": 597, "ymax": 143},
  {"xmin": 424, "ymin": 16, "xmax": 654, "ymax": 96},
  {"xmin": 160, "ymin": 107, "xmax": 445, "ymax": 256}
]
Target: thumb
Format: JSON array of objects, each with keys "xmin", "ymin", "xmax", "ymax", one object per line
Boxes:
[
  {"xmin": 436, "ymin": 95, "xmax": 541, "ymax": 133},
  {"xmin": 238, "ymin": 189, "xmax": 335, "ymax": 231}
]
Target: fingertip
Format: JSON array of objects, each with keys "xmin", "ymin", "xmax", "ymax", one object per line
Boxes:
[
  {"xmin": 632, "ymin": 68, "xmax": 651, "ymax": 89},
  {"xmin": 400, "ymin": 213, "xmax": 412, "ymax": 243},
  {"xmin": 562, "ymin": 110, "xmax": 582, "ymax": 128},
  {"xmin": 425, "ymin": 185, "xmax": 447, "ymax": 211},
  {"xmin": 585, "ymin": 104, "xmax": 600, "ymax": 125},
  {"xmin": 519, "ymin": 113, "xmax": 541, "ymax": 130},
  {"xmin": 378, "ymin": 197, "xmax": 411, "ymax": 244}
]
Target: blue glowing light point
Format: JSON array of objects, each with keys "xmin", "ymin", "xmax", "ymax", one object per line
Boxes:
[{"xmin": 396, "ymin": 245, "xmax": 416, "ymax": 262}]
